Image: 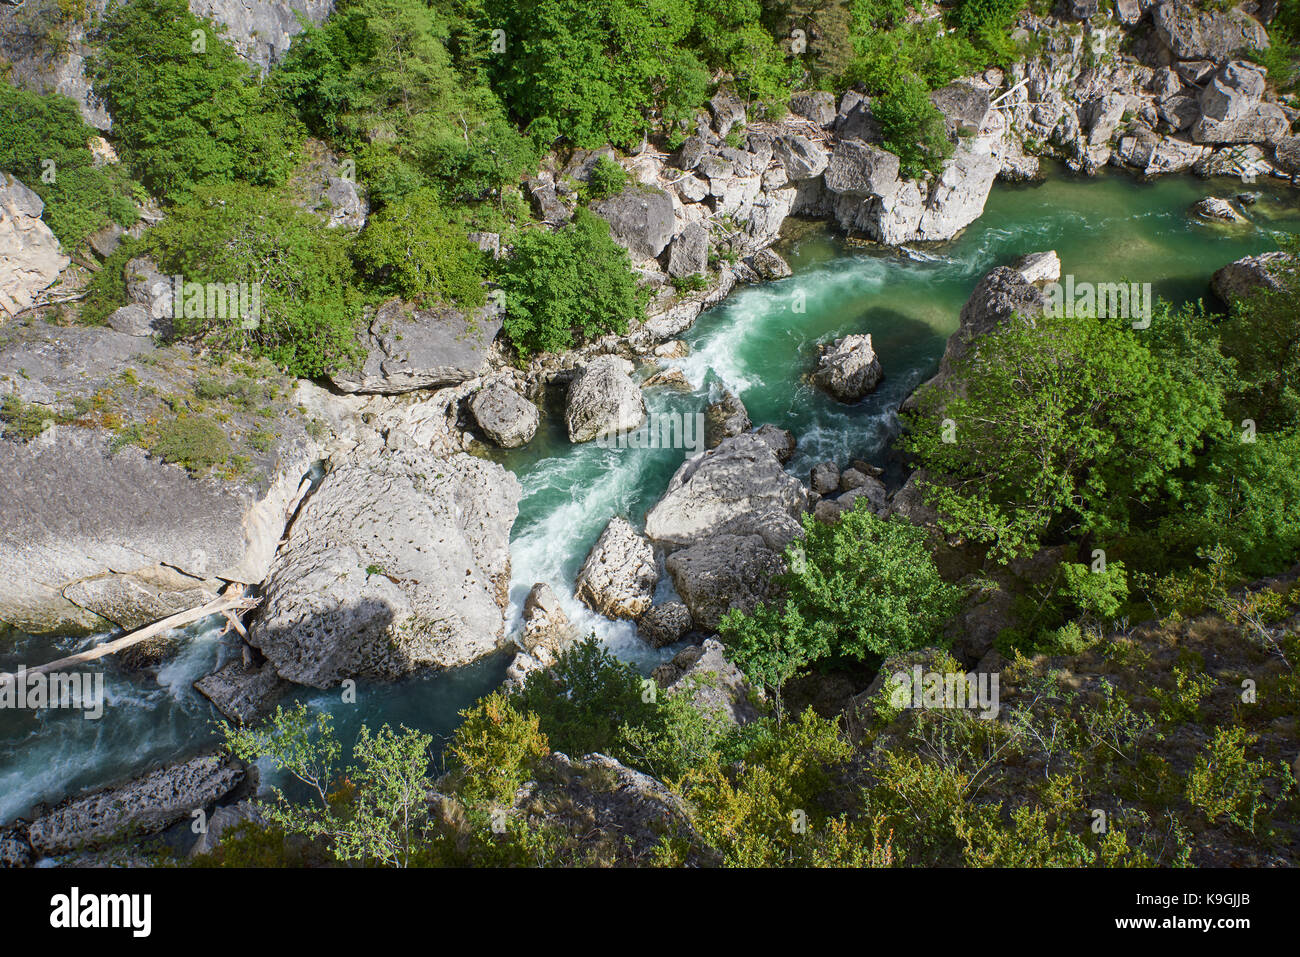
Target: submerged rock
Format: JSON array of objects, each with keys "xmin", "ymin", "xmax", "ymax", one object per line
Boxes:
[{"xmin": 1191, "ymin": 196, "xmax": 1248, "ymax": 223}]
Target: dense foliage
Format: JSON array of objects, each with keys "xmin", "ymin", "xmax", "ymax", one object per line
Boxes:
[{"xmin": 0, "ymin": 85, "xmax": 141, "ymax": 248}]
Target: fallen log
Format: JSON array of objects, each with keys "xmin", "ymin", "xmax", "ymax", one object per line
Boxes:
[{"xmin": 1, "ymin": 588, "xmax": 258, "ymax": 680}]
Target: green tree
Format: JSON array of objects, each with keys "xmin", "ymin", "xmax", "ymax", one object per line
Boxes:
[
  {"xmin": 143, "ymin": 183, "xmax": 364, "ymax": 377},
  {"xmin": 495, "ymin": 208, "xmax": 649, "ymax": 357},
  {"xmin": 903, "ymin": 307, "xmax": 1226, "ymax": 561},
  {"xmin": 223, "ymin": 704, "xmax": 439, "ymax": 867},
  {"xmin": 88, "ymin": 0, "xmax": 303, "ymax": 202},
  {"xmin": 720, "ymin": 501, "xmax": 961, "ymax": 698},
  {"xmin": 0, "ymin": 86, "xmax": 141, "ymax": 248},
  {"xmin": 352, "ymin": 188, "xmax": 487, "ymax": 306}
]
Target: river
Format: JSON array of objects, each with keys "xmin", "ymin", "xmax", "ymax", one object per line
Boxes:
[{"xmin": 3, "ymin": 167, "xmax": 1298, "ymax": 825}]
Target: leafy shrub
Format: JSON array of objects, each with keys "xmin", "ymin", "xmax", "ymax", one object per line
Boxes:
[
  {"xmin": 142, "ymin": 183, "xmax": 364, "ymax": 377},
  {"xmin": 0, "ymin": 85, "xmax": 141, "ymax": 248},
  {"xmin": 87, "ymin": 0, "xmax": 303, "ymax": 203},
  {"xmin": 495, "ymin": 208, "xmax": 648, "ymax": 357},
  {"xmin": 449, "ymin": 692, "xmax": 550, "ymax": 806},
  {"xmin": 509, "ymin": 638, "xmax": 654, "ymax": 757},
  {"xmin": 721, "ymin": 501, "xmax": 961, "ymax": 703},
  {"xmin": 1186, "ymin": 726, "xmax": 1294, "ymax": 833},
  {"xmin": 585, "ymin": 156, "xmax": 628, "ymax": 201},
  {"xmin": 873, "ymin": 76, "xmax": 956, "ymax": 178},
  {"xmin": 352, "ymin": 188, "xmax": 487, "ymax": 306}
]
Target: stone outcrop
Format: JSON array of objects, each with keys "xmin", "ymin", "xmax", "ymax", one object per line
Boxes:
[
  {"xmin": 664, "ymin": 534, "xmax": 783, "ymax": 631},
  {"xmin": 1211, "ymin": 250, "xmax": 1293, "ymax": 303},
  {"xmin": 189, "ymin": 0, "xmax": 335, "ymax": 74},
  {"xmin": 468, "ymin": 382, "xmax": 539, "ymax": 449},
  {"xmin": 589, "ymin": 185, "xmax": 676, "ymax": 261},
  {"xmin": 0, "ymin": 323, "xmax": 323, "ymax": 635},
  {"xmin": 811, "ymin": 334, "xmax": 883, "ymax": 402},
  {"xmin": 250, "ymin": 448, "xmax": 520, "ymax": 687},
  {"xmin": 575, "ymin": 517, "xmax": 658, "ymax": 620},
  {"xmin": 1152, "ymin": 1, "xmax": 1269, "ymax": 63},
  {"xmin": 26, "ymin": 752, "xmax": 244, "ymax": 855},
  {"xmin": 636, "ymin": 601, "xmax": 693, "ymax": 647},
  {"xmin": 330, "ymin": 299, "xmax": 502, "ymax": 394},
  {"xmin": 0, "ymin": 174, "xmax": 68, "ymax": 318},
  {"xmin": 1192, "ymin": 61, "xmax": 1289, "ymax": 145},
  {"xmin": 652, "ymin": 638, "xmax": 761, "ymax": 724},
  {"xmin": 565, "ymin": 355, "xmax": 646, "ymax": 443},
  {"xmin": 644, "ymin": 433, "xmax": 809, "ymax": 552}
]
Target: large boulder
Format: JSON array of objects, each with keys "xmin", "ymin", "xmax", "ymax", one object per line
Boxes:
[
  {"xmin": 250, "ymin": 448, "xmax": 521, "ymax": 687},
  {"xmin": 330, "ymin": 299, "xmax": 502, "ymax": 394},
  {"xmin": 811, "ymin": 334, "xmax": 883, "ymax": 402},
  {"xmin": 1152, "ymin": 1, "xmax": 1270, "ymax": 62},
  {"xmin": 589, "ymin": 185, "xmax": 676, "ymax": 261},
  {"xmin": 193, "ymin": 658, "xmax": 287, "ymax": 726},
  {"xmin": 1192, "ymin": 61, "xmax": 1289, "ymax": 144},
  {"xmin": 637, "ymin": 601, "xmax": 693, "ymax": 647},
  {"xmin": 519, "ymin": 582, "xmax": 576, "ymax": 663},
  {"xmin": 1211, "ymin": 250, "xmax": 1293, "ymax": 303},
  {"xmin": 664, "ymin": 535, "xmax": 783, "ymax": 631},
  {"xmin": 652, "ymin": 638, "xmax": 761, "ymax": 724},
  {"xmin": 575, "ymin": 517, "xmax": 658, "ymax": 620},
  {"xmin": 930, "ymin": 81, "xmax": 992, "ymax": 136},
  {"xmin": 789, "ymin": 90, "xmax": 837, "ymax": 128},
  {"xmin": 565, "ymin": 355, "xmax": 647, "ymax": 443},
  {"xmin": 468, "ymin": 382, "xmax": 538, "ymax": 449},
  {"xmin": 0, "ymin": 324, "xmax": 320, "ymax": 635},
  {"xmin": 666, "ymin": 221, "xmax": 709, "ymax": 278},
  {"xmin": 26, "ymin": 752, "xmax": 245, "ymax": 855},
  {"xmin": 0, "ymin": 173, "xmax": 68, "ymax": 318},
  {"xmin": 644, "ymin": 433, "xmax": 809, "ymax": 552},
  {"xmin": 773, "ymin": 134, "xmax": 830, "ymax": 180},
  {"xmin": 824, "ymin": 140, "xmax": 901, "ymax": 197}
]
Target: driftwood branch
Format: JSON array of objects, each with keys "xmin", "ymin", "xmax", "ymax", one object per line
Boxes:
[{"xmin": 2, "ymin": 588, "xmax": 259, "ymax": 680}]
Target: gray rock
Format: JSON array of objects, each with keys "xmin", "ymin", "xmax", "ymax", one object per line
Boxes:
[
  {"xmin": 1211, "ymin": 250, "xmax": 1293, "ymax": 303},
  {"xmin": 838, "ymin": 477, "xmax": 888, "ymax": 513},
  {"xmin": 824, "ymin": 140, "xmax": 901, "ymax": 197},
  {"xmin": 652, "ymin": 638, "xmax": 761, "ymax": 724},
  {"xmin": 468, "ymin": 382, "xmax": 538, "ymax": 449},
  {"xmin": 637, "ymin": 601, "xmax": 693, "ymax": 647},
  {"xmin": 0, "ymin": 836, "xmax": 32, "ymax": 868},
  {"xmin": 193, "ymin": 658, "xmax": 288, "ymax": 725},
  {"xmin": 589, "ymin": 185, "xmax": 676, "ymax": 261},
  {"xmin": 575, "ymin": 517, "xmax": 658, "ymax": 620},
  {"xmin": 1191, "ymin": 195, "xmax": 1248, "ymax": 222},
  {"xmin": 666, "ymin": 221, "xmax": 709, "ymax": 278},
  {"xmin": 704, "ymin": 390, "xmax": 751, "ymax": 449},
  {"xmin": 1013, "ymin": 250, "xmax": 1062, "ymax": 284},
  {"xmin": 664, "ymin": 535, "xmax": 783, "ymax": 632},
  {"xmin": 812, "ymin": 333, "xmax": 883, "ymax": 402},
  {"xmin": 251, "ymin": 449, "xmax": 520, "ymax": 686},
  {"xmin": 528, "ymin": 178, "xmax": 572, "ymax": 225},
  {"xmin": 27, "ymin": 752, "xmax": 244, "ymax": 854},
  {"xmin": 0, "ymin": 173, "xmax": 68, "ymax": 318},
  {"xmin": 1192, "ymin": 60, "xmax": 1289, "ymax": 143},
  {"xmin": 789, "ymin": 90, "xmax": 837, "ymax": 127},
  {"xmin": 809, "ymin": 460, "xmax": 840, "ymax": 495},
  {"xmin": 519, "ymin": 582, "xmax": 575, "ymax": 662},
  {"xmin": 836, "ymin": 94, "xmax": 882, "ymax": 143},
  {"xmin": 189, "ymin": 0, "xmax": 335, "ymax": 74},
  {"xmin": 1274, "ymin": 135, "xmax": 1300, "ymax": 172},
  {"xmin": 930, "ymin": 81, "xmax": 992, "ymax": 135},
  {"xmin": 331, "ymin": 300, "xmax": 501, "ymax": 394},
  {"xmin": 1114, "ymin": 0, "xmax": 1143, "ymax": 25},
  {"xmin": 645, "ymin": 433, "xmax": 808, "ymax": 551},
  {"xmin": 1152, "ymin": 1, "xmax": 1269, "ymax": 62},
  {"xmin": 1145, "ymin": 134, "xmax": 1208, "ymax": 173},
  {"xmin": 753, "ymin": 423, "xmax": 796, "ymax": 463},
  {"xmin": 709, "ymin": 89, "xmax": 747, "ymax": 136},
  {"xmin": 565, "ymin": 355, "xmax": 646, "ymax": 443},
  {"xmin": 746, "ymin": 247, "xmax": 792, "ymax": 279},
  {"xmin": 773, "ymin": 134, "xmax": 829, "ymax": 180},
  {"xmin": 105, "ymin": 304, "xmax": 156, "ymax": 337},
  {"xmin": 189, "ymin": 800, "xmax": 264, "ymax": 857}
]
